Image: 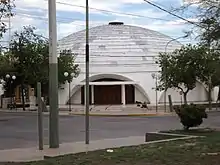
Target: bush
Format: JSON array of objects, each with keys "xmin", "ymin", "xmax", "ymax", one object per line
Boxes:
[{"xmin": 174, "ymin": 104, "xmax": 207, "ymax": 130}]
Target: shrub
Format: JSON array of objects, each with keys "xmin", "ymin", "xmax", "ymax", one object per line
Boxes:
[{"xmin": 174, "ymin": 104, "xmax": 207, "ymax": 130}]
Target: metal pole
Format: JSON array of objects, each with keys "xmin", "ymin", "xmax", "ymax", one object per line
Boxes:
[
  {"xmin": 85, "ymin": 0, "xmax": 90, "ymax": 145},
  {"xmin": 69, "ymin": 82, "xmax": 71, "ymax": 112},
  {"xmin": 37, "ymin": 82, "xmax": 43, "ymax": 150},
  {"xmin": 48, "ymin": 0, "xmax": 59, "ymax": 148},
  {"xmin": 208, "ymin": 76, "xmax": 212, "ymax": 111},
  {"xmin": 10, "ymin": 81, "xmax": 12, "ymax": 107},
  {"xmin": 156, "ymin": 76, "xmax": 158, "ymax": 112},
  {"xmin": 180, "ymin": 95, "xmax": 182, "ymax": 106},
  {"xmin": 8, "ymin": 0, "xmax": 11, "ymax": 51}
]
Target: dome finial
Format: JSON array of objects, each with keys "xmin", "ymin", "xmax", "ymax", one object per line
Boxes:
[{"xmin": 109, "ymin": 22, "xmax": 124, "ymax": 25}]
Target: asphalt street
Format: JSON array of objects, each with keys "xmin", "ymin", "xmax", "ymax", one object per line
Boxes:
[{"xmin": 0, "ymin": 111, "xmax": 220, "ymax": 150}]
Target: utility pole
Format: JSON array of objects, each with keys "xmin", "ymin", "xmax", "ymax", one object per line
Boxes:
[
  {"xmin": 85, "ymin": 0, "xmax": 90, "ymax": 145},
  {"xmin": 48, "ymin": 0, "xmax": 59, "ymax": 148}
]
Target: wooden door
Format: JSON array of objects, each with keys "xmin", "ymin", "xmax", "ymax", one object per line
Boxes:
[
  {"xmin": 125, "ymin": 85, "xmax": 135, "ymax": 104},
  {"xmin": 94, "ymin": 85, "xmax": 121, "ymax": 105},
  {"xmin": 81, "ymin": 86, "xmax": 92, "ymax": 105}
]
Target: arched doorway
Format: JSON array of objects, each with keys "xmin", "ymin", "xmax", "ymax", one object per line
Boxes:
[{"xmin": 80, "ymin": 78, "xmax": 135, "ymax": 105}]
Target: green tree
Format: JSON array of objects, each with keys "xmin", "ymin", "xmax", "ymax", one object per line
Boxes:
[
  {"xmin": 196, "ymin": 46, "xmax": 220, "ymax": 106},
  {"xmin": 157, "ymin": 44, "xmax": 202, "ymax": 104},
  {"xmin": 0, "ymin": 51, "xmax": 15, "ymax": 77},
  {"xmin": 7, "ymin": 26, "xmax": 80, "ymax": 109},
  {"xmin": 175, "ymin": 1, "xmax": 220, "ymax": 103},
  {"xmin": 10, "ymin": 26, "xmax": 47, "ymax": 110},
  {"xmin": 58, "ymin": 50, "xmax": 80, "ymax": 84}
]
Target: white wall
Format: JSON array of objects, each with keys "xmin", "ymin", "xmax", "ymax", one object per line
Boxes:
[
  {"xmin": 70, "ymin": 88, "xmax": 81, "ymax": 104},
  {"xmin": 213, "ymin": 86, "xmax": 219, "ymax": 101},
  {"xmin": 0, "ymin": 84, "xmax": 4, "ymax": 95},
  {"xmin": 59, "ymin": 72, "xmax": 212, "ymax": 106},
  {"xmin": 68, "ymin": 85, "xmax": 150, "ymax": 105},
  {"xmin": 158, "ymin": 82, "xmax": 208, "ymax": 103},
  {"xmin": 135, "ymin": 87, "xmax": 149, "ymax": 103}
]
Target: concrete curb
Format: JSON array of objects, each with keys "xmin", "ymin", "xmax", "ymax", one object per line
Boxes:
[
  {"xmin": 69, "ymin": 113, "xmax": 175, "ymax": 117},
  {"xmin": 0, "ymin": 110, "xmax": 175, "ymax": 117}
]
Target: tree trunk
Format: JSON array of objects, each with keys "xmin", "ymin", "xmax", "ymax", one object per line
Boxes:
[
  {"xmin": 183, "ymin": 92, "xmax": 187, "ymax": 105},
  {"xmin": 21, "ymin": 83, "xmax": 26, "ymax": 111},
  {"xmin": 208, "ymin": 86, "xmax": 212, "ymax": 111}
]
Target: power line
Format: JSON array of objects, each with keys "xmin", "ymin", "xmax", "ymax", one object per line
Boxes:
[
  {"xmin": 80, "ymin": 70, "xmax": 159, "ymax": 74},
  {"xmin": 14, "ymin": 12, "xmax": 194, "ymax": 28},
  {"xmin": 77, "ymin": 62, "xmax": 158, "ymax": 65},
  {"xmin": 56, "ymin": 1, "xmax": 172, "ymax": 22},
  {"xmin": 17, "ymin": 13, "xmax": 82, "ymax": 23},
  {"xmin": 15, "ymin": 13, "xmax": 84, "ymax": 25},
  {"xmin": 2, "ymin": 13, "xmax": 195, "ymax": 43},
  {"xmin": 59, "ymin": 53, "xmax": 164, "ymax": 58},
  {"xmin": 143, "ymin": 0, "xmax": 204, "ymax": 29}
]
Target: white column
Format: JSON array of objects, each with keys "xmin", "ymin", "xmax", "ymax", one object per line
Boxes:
[
  {"xmin": 121, "ymin": 84, "xmax": 126, "ymax": 106},
  {"xmin": 91, "ymin": 85, "xmax": 94, "ymax": 105}
]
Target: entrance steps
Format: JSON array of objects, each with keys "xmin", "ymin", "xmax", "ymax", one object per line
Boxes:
[{"xmin": 59, "ymin": 104, "xmax": 171, "ymax": 113}]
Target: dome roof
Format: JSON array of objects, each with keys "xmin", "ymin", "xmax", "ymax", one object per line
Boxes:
[{"xmin": 57, "ymin": 22, "xmax": 182, "ymax": 74}]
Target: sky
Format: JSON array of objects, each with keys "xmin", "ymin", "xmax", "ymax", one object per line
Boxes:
[{"xmin": 2, "ymin": 0, "xmax": 199, "ymax": 44}]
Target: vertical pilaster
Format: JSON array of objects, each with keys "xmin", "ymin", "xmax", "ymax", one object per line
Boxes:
[
  {"xmin": 121, "ymin": 84, "xmax": 126, "ymax": 106},
  {"xmin": 91, "ymin": 85, "xmax": 94, "ymax": 104}
]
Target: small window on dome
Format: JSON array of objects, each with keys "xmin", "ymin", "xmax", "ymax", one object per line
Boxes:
[
  {"xmin": 99, "ymin": 45, "xmax": 106, "ymax": 50},
  {"xmin": 142, "ymin": 48, "xmax": 148, "ymax": 53},
  {"xmin": 110, "ymin": 61, "xmax": 118, "ymax": 66},
  {"xmin": 142, "ymin": 56, "xmax": 147, "ymax": 61}
]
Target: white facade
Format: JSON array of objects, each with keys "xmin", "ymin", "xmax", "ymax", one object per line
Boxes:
[{"xmin": 57, "ymin": 22, "xmax": 215, "ymax": 106}]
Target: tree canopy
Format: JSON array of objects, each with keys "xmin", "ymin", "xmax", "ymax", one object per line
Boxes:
[
  {"xmin": 0, "ymin": 26, "xmax": 80, "ymax": 108},
  {"xmin": 0, "ymin": 0, "xmax": 15, "ymax": 46},
  {"xmin": 157, "ymin": 43, "xmax": 220, "ymax": 104},
  {"xmin": 164, "ymin": 0, "xmax": 220, "ymax": 103},
  {"xmin": 174, "ymin": 0, "xmax": 220, "ymax": 48},
  {"xmin": 157, "ymin": 44, "xmax": 202, "ymax": 104}
]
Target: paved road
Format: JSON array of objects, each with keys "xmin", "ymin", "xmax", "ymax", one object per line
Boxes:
[{"xmin": 0, "ymin": 111, "xmax": 219, "ymax": 150}]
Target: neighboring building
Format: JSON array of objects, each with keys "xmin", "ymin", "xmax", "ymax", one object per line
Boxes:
[{"xmin": 58, "ymin": 22, "xmax": 215, "ymax": 107}]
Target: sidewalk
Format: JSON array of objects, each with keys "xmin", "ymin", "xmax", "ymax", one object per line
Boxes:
[
  {"xmin": 0, "ymin": 135, "xmax": 198, "ymax": 162},
  {"xmin": 0, "ymin": 136, "xmax": 145, "ymax": 162}
]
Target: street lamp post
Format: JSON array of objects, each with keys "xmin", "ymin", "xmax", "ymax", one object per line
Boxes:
[
  {"xmin": 164, "ymin": 34, "xmax": 189, "ymax": 112},
  {"xmin": 5, "ymin": 74, "xmax": 16, "ymax": 109},
  {"xmin": 151, "ymin": 73, "xmax": 159, "ymax": 112},
  {"xmin": 85, "ymin": 0, "xmax": 90, "ymax": 145},
  {"xmin": 64, "ymin": 72, "xmax": 73, "ymax": 112}
]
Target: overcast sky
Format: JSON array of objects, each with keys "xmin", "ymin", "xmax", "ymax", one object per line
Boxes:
[{"xmin": 2, "ymin": 0, "xmax": 199, "ymax": 44}]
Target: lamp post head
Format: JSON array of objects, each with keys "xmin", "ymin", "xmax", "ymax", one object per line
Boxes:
[
  {"xmin": 64, "ymin": 72, "xmax": 69, "ymax": 77},
  {"xmin": 151, "ymin": 73, "xmax": 156, "ymax": 79},
  {"xmin": 12, "ymin": 75, "xmax": 16, "ymax": 80},
  {"xmin": 5, "ymin": 74, "xmax": 10, "ymax": 79},
  {"xmin": 70, "ymin": 73, "xmax": 75, "ymax": 77}
]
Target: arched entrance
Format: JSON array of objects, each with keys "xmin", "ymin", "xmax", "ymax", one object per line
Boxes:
[{"xmin": 81, "ymin": 78, "xmax": 135, "ymax": 105}]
